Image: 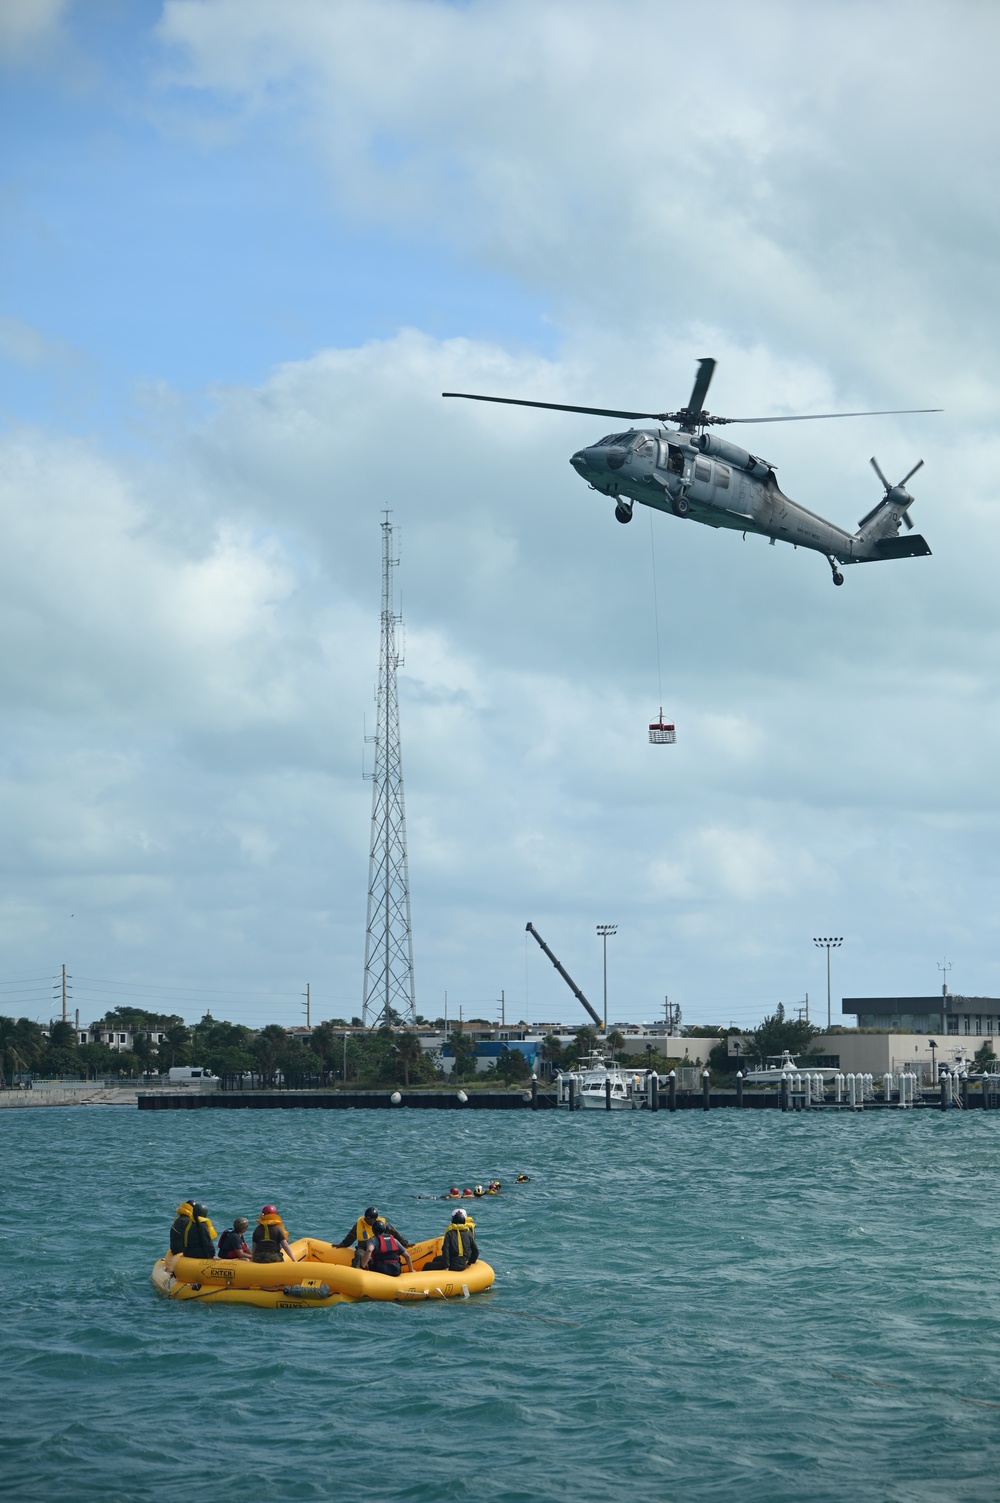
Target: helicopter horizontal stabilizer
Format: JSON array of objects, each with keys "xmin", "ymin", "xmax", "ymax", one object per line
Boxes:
[{"xmin": 872, "ymin": 534, "xmax": 932, "ymax": 559}]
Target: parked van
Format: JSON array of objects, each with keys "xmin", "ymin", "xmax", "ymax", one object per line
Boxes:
[{"xmin": 167, "ymin": 1066, "xmax": 217, "ymax": 1086}]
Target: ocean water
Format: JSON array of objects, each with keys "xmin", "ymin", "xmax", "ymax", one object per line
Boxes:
[{"xmin": 3, "ymin": 1104, "xmax": 1000, "ymax": 1501}]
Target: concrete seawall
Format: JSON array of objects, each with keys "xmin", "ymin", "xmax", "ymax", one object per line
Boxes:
[{"xmin": 0, "ymin": 1086, "xmax": 139, "ymax": 1108}]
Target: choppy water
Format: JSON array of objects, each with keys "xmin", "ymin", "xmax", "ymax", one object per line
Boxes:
[{"xmin": 3, "ymin": 1105, "xmax": 1000, "ymax": 1501}]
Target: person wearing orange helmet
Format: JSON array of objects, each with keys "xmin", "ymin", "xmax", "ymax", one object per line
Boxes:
[{"xmin": 251, "ymin": 1204, "xmax": 292, "ymax": 1263}]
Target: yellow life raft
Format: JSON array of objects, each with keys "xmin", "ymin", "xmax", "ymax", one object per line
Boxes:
[{"xmin": 151, "ymin": 1235, "xmax": 495, "ymax": 1309}]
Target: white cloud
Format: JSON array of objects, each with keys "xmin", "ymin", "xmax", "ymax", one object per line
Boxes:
[
  {"xmin": 156, "ymin": 0, "xmax": 1000, "ymax": 396},
  {"xmin": 0, "ymin": 0, "xmax": 67, "ymax": 61}
]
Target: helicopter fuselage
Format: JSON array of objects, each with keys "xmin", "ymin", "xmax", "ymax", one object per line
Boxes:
[{"xmin": 570, "ymin": 426, "xmax": 930, "ymax": 571}]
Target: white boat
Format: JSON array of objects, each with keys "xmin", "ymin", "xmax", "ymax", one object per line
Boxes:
[
  {"xmin": 557, "ymin": 1053, "xmax": 645, "ymax": 1109},
  {"xmin": 740, "ymin": 1050, "xmax": 841, "ymax": 1085}
]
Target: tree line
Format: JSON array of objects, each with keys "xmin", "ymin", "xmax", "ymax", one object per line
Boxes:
[{"xmin": 0, "ymin": 1003, "xmax": 822, "ymax": 1089}]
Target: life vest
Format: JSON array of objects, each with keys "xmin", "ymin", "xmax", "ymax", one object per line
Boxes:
[
  {"xmin": 218, "ymin": 1227, "xmax": 248, "ymax": 1258},
  {"xmin": 444, "ymin": 1220, "xmax": 476, "ymax": 1269},
  {"xmin": 370, "ymin": 1233, "xmax": 402, "ymax": 1276},
  {"xmin": 253, "ymin": 1217, "xmax": 287, "ymax": 1262},
  {"xmin": 171, "ymin": 1205, "xmax": 218, "ymax": 1255},
  {"xmin": 354, "ymin": 1216, "xmax": 376, "ymax": 1243}
]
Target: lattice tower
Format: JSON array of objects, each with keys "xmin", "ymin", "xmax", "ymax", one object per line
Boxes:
[{"xmin": 362, "ymin": 515, "xmax": 415, "ymax": 1026}]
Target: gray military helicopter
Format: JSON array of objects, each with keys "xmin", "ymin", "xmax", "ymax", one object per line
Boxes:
[{"xmin": 444, "ymin": 359, "xmax": 940, "ymax": 585}]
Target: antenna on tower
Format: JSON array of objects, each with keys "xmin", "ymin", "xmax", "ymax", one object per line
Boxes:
[{"xmin": 362, "ymin": 513, "xmax": 416, "ymax": 1027}]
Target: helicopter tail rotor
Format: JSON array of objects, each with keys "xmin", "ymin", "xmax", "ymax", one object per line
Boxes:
[{"xmin": 868, "ymin": 454, "xmax": 924, "ymax": 531}]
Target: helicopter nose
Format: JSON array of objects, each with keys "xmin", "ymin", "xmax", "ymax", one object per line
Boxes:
[{"xmin": 570, "ymin": 450, "xmax": 589, "ymax": 472}]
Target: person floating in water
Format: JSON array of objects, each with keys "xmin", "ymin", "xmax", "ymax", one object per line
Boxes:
[
  {"xmin": 252, "ymin": 1204, "xmax": 292, "ymax": 1263},
  {"xmin": 443, "ymin": 1186, "xmax": 461, "ymax": 1198},
  {"xmin": 515, "ymin": 1173, "xmax": 530, "ymax": 1183},
  {"xmin": 337, "ymin": 1206, "xmax": 411, "ymax": 1267},
  {"xmin": 170, "ymin": 1200, "xmax": 216, "ymax": 1259}
]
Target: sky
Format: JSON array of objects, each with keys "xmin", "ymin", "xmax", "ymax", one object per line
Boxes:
[{"xmin": 1, "ymin": 0, "xmax": 998, "ymax": 1033}]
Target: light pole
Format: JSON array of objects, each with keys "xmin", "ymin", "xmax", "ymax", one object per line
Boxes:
[
  {"xmin": 596, "ymin": 924, "xmax": 617, "ymax": 1032},
  {"xmin": 813, "ymin": 937, "xmax": 843, "ymax": 1031}
]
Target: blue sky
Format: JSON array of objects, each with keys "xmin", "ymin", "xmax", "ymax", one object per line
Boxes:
[{"xmin": 2, "ymin": 0, "xmax": 999, "ymax": 1032}]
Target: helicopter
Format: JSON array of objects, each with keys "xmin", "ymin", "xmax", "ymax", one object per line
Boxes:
[{"xmin": 443, "ymin": 359, "xmax": 941, "ymax": 586}]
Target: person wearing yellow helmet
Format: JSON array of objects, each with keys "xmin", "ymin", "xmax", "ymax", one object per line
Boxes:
[
  {"xmin": 251, "ymin": 1204, "xmax": 291, "ymax": 1263},
  {"xmin": 170, "ymin": 1200, "xmax": 216, "ymax": 1259}
]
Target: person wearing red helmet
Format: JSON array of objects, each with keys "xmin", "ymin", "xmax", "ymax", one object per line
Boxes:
[{"xmin": 251, "ymin": 1204, "xmax": 292, "ymax": 1263}]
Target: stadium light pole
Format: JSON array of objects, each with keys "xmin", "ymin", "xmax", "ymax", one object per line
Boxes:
[
  {"xmin": 813, "ymin": 937, "xmax": 843, "ymax": 1031},
  {"xmin": 596, "ymin": 924, "xmax": 617, "ymax": 1032}
]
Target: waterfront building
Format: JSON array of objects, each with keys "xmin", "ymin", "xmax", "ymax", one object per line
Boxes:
[{"xmin": 842, "ymin": 994, "xmax": 1000, "ymax": 1037}]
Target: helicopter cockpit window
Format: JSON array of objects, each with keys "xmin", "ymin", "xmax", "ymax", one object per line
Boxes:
[
  {"xmin": 635, "ymin": 438, "xmax": 655, "ymax": 457},
  {"xmin": 597, "ymin": 433, "xmax": 631, "ymax": 447}
]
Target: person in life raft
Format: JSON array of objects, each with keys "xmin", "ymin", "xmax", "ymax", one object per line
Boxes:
[
  {"xmin": 425, "ymin": 1209, "xmax": 479, "ymax": 1273},
  {"xmin": 359, "ymin": 1219, "xmax": 414, "ymax": 1277},
  {"xmin": 252, "ymin": 1204, "xmax": 292, "ymax": 1263},
  {"xmin": 337, "ymin": 1206, "xmax": 411, "ymax": 1268},
  {"xmin": 170, "ymin": 1200, "xmax": 216, "ymax": 1259}
]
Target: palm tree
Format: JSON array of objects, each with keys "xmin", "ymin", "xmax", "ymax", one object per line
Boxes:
[
  {"xmin": 606, "ymin": 1028, "xmax": 625, "ymax": 1061},
  {"xmin": 539, "ymin": 1033, "xmax": 565, "ymax": 1080},
  {"xmin": 0, "ymin": 1017, "xmax": 28, "ymax": 1085},
  {"xmin": 251, "ymin": 1024, "xmax": 287, "ymax": 1086},
  {"xmin": 394, "ymin": 1031, "xmax": 422, "ymax": 1087}
]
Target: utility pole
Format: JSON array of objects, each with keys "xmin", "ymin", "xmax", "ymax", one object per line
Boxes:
[
  {"xmin": 362, "ymin": 513, "xmax": 416, "ymax": 1027},
  {"xmin": 500, "ymin": 989, "xmax": 505, "ymax": 1027},
  {"xmin": 938, "ymin": 958, "xmax": 952, "ymax": 997},
  {"xmin": 596, "ymin": 924, "xmax": 617, "ymax": 1032},
  {"xmin": 813, "ymin": 938, "xmax": 843, "ymax": 1030},
  {"xmin": 303, "ymin": 983, "xmax": 311, "ymax": 1029},
  {"xmin": 54, "ymin": 964, "xmax": 72, "ymax": 1025}
]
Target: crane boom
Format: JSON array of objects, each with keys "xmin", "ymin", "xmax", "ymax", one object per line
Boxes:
[{"xmin": 525, "ymin": 922, "xmax": 603, "ymax": 1028}]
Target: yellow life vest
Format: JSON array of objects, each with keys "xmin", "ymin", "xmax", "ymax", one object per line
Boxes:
[
  {"xmin": 355, "ymin": 1216, "xmax": 376, "ymax": 1242},
  {"xmin": 176, "ymin": 1203, "xmax": 218, "ymax": 1241},
  {"xmin": 447, "ymin": 1216, "xmax": 475, "ymax": 1256}
]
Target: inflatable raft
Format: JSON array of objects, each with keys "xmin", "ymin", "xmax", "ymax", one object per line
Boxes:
[{"xmin": 151, "ymin": 1234, "xmax": 495, "ymax": 1309}]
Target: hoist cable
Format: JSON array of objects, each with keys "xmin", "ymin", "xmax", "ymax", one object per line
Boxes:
[{"xmin": 649, "ymin": 510, "xmax": 664, "ymax": 710}]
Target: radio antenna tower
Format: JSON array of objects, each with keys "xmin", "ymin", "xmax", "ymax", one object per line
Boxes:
[{"xmin": 362, "ymin": 513, "xmax": 415, "ymax": 1027}]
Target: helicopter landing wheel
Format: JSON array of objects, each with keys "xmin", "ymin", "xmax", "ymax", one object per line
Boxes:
[
  {"xmin": 615, "ymin": 501, "xmax": 633, "ymax": 524},
  {"xmin": 673, "ymin": 496, "xmax": 691, "ymax": 518},
  {"xmin": 832, "ymin": 571, "xmax": 844, "ymax": 586}
]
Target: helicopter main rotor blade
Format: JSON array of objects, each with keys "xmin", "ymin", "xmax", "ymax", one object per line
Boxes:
[
  {"xmin": 684, "ymin": 358, "xmax": 717, "ymax": 420},
  {"xmin": 900, "ymin": 458, "xmax": 925, "ymax": 487},
  {"xmin": 442, "ymin": 392, "xmax": 660, "ymax": 421},
  {"xmin": 870, "ymin": 455, "xmax": 893, "ymax": 490},
  {"xmin": 716, "ymin": 407, "xmax": 942, "ymax": 426}
]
